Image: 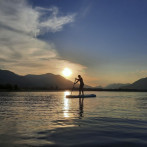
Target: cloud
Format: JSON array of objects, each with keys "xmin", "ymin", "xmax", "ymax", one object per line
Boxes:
[
  {"xmin": 36, "ymin": 6, "xmax": 76, "ymax": 33},
  {"xmin": 0, "ymin": 0, "xmax": 39, "ymax": 37},
  {"xmin": 0, "ymin": 0, "xmax": 76, "ymax": 36},
  {"xmin": 0, "ymin": 0, "xmax": 85, "ymax": 76}
]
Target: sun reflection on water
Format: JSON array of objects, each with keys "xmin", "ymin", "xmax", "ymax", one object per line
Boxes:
[{"xmin": 63, "ymin": 91, "xmax": 70, "ymax": 118}]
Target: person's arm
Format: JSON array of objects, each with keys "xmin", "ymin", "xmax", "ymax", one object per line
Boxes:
[{"xmin": 74, "ymin": 78, "xmax": 79, "ymax": 84}]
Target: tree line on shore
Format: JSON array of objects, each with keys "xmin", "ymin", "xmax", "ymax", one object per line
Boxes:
[
  {"xmin": 0, "ymin": 84, "xmax": 60, "ymax": 91},
  {"xmin": 1, "ymin": 83, "xmax": 147, "ymax": 92}
]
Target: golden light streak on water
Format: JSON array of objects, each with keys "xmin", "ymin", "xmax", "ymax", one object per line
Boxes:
[{"xmin": 63, "ymin": 91, "xmax": 70, "ymax": 118}]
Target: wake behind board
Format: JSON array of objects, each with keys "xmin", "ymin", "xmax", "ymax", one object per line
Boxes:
[{"xmin": 66, "ymin": 94, "xmax": 96, "ymax": 98}]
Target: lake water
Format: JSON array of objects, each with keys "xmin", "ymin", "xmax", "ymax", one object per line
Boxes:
[{"xmin": 0, "ymin": 91, "xmax": 147, "ymax": 147}]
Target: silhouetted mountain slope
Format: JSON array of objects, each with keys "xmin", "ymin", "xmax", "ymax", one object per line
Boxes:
[
  {"xmin": 0, "ymin": 69, "xmax": 90, "ymax": 89},
  {"xmin": 104, "ymin": 83, "xmax": 130, "ymax": 89},
  {"xmin": 122, "ymin": 77, "xmax": 147, "ymax": 90},
  {"xmin": 0, "ymin": 69, "xmax": 22, "ymax": 84},
  {"xmin": 22, "ymin": 73, "xmax": 74, "ymax": 89}
]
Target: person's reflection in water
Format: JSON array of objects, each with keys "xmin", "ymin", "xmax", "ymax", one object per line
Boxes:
[{"xmin": 79, "ymin": 98, "xmax": 84, "ymax": 119}]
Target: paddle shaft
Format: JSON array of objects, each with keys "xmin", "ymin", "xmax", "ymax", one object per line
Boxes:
[{"xmin": 71, "ymin": 79, "xmax": 76, "ymax": 94}]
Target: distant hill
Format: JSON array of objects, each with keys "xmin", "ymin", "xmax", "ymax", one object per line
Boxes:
[
  {"xmin": 0, "ymin": 69, "xmax": 91, "ymax": 89},
  {"xmin": 94, "ymin": 85, "xmax": 103, "ymax": 89},
  {"xmin": 122, "ymin": 77, "xmax": 147, "ymax": 90},
  {"xmin": 104, "ymin": 83, "xmax": 130, "ymax": 89}
]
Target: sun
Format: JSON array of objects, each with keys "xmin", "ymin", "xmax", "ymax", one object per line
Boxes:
[{"xmin": 62, "ymin": 68, "xmax": 72, "ymax": 77}]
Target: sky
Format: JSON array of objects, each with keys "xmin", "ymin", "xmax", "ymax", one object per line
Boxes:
[{"xmin": 0, "ymin": 0, "xmax": 147, "ymax": 87}]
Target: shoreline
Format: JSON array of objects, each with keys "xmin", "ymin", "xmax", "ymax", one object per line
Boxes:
[{"xmin": 0, "ymin": 89, "xmax": 147, "ymax": 92}]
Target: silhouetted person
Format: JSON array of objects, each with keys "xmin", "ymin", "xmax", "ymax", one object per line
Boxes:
[{"xmin": 74, "ymin": 75, "xmax": 84, "ymax": 95}]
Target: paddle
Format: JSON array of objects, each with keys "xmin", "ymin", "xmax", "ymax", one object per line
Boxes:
[{"xmin": 71, "ymin": 78, "xmax": 76, "ymax": 95}]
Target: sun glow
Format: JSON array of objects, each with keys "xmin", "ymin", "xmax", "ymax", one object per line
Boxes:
[{"xmin": 62, "ymin": 68, "xmax": 72, "ymax": 77}]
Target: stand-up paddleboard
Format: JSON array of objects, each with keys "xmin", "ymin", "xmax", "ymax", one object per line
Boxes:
[{"xmin": 66, "ymin": 94, "xmax": 96, "ymax": 98}]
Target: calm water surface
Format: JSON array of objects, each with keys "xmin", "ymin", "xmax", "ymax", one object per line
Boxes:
[{"xmin": 0, "ymin": 91, "xmax": 147, "ymax": 146}]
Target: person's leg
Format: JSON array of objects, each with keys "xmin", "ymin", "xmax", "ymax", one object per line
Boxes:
[
  {"xmin": 82, "ymin": 85, "xmax": 84, "ymax": 95},
  {"xmin": 79, "ymin": 86, "xmax": 82, "ymax": 95},
  {"xmin": 79, "ymin": 87, "xmax": 81, "ymax": 95},
  {"xmin": 82, "ymin": 89, "xmax": 84, "ymax": 95},
  {"xmin": 79, "ymin": 90, "xmax": 81, "ymax": 95}
]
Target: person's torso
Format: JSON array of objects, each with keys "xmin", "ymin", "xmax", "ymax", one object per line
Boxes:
[{"xmin": 79, "ymin": 77, "xmax": 84, "ymax": 85}]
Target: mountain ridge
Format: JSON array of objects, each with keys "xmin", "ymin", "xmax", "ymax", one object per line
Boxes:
[
  {"xmin": 1, "ymin": 69, "xmax": 147, "ymax": 90},
  {"xmin": 0, "ymin": 69, "xmax": 91, "ymax": 89},
  {"xmin": 121, "ymin": 77, "xmax": 147, "ymax": 90},
  {"xmin": 104, "ymin": 83, "xmax": 131, "ymax": 89}
]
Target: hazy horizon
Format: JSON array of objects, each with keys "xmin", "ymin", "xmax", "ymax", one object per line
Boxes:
[
  {"xmin": 0, "ymin": 68, "xmax": 145, "ymax": 88},
  {"xmin": 0, "ymin": 0, "xmax": 147, "ymax": 86}
]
